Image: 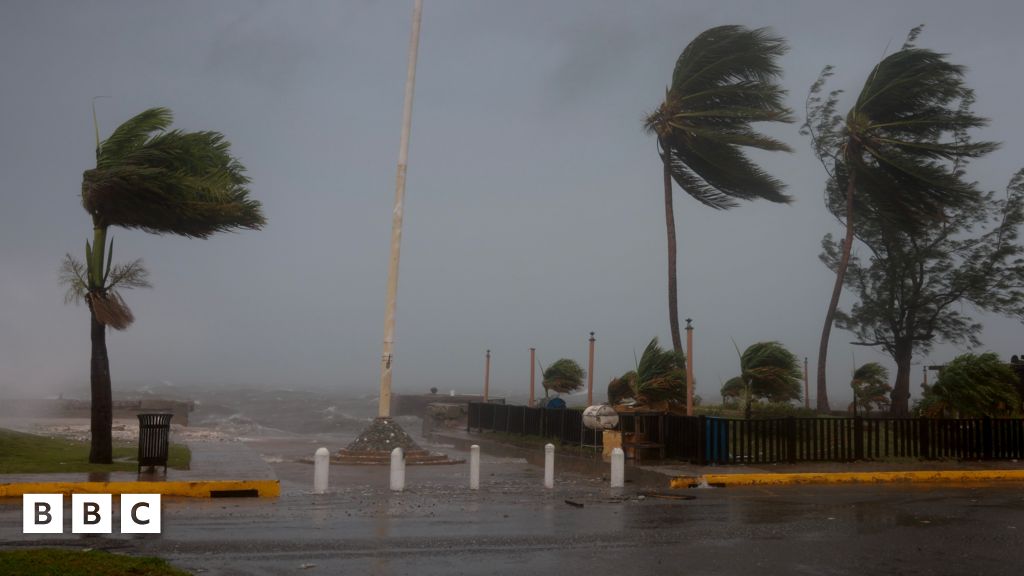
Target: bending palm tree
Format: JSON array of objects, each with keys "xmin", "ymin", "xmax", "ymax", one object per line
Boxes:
[
  {"xmin": 850, "ymin": 362, "xmax": 891, "ymax": 414},
  {"xmin": 726, "ymin": 341, "xmax": 802, "ymax": 419},
  {"xmin": 644, "ymin": 25, "xmax": 794, "ymax": 366},
  {"xmin": 805, "ymin": 28, "xmax": 997, "ymax": 414},
  {"xmin": 62, "ymin": 107, "xmax": 265, "ymax": 463}
]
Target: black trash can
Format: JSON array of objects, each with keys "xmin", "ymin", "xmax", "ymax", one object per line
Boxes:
[{"xmin": 137, "ymin": 413, "xmax": 173, "ymax": 474}]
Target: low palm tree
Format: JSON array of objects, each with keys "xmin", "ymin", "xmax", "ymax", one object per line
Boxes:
[
  {"xmin": 644, "ymin": 25, "xmax": 794, "ymax": 361},
  {"xmin": 607, "ymin": 338, "xmax": 687, "ymax": 408},
  {"xmin": 62, "ymin": 107, "xmax": 265, "ymax": 463},
  {"xmin": 727, "ymin": 341, "xmax": 802, "ymax": 419},
  {"xmin": 850, "ymin": 362, "xmax": 891, "ymax": 414},
  {"xmin": 804, "ymin": 27, "xmax": 997, "ymax": 414},
  {"xmin": 542, "ymin": 358, "xmax": 585, "ymax": 396}
]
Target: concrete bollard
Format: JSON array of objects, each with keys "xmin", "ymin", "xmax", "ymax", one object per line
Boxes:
[
  {"xmin": 314, "ymin": 447, "xmax": 330, "ymax": 494},
  {"xmin": 470, "ymin": 445, "xmax": 480, "ymax": 490},
  {"xmin": 390, "ymin": 447, "xmax": 405, "ymax": 492},
  {"xmin": 610, "ymin": 447, "xmax": 624, "ymax": 488},
  {"xmin": 544, "ymin": 443, "xmax": 554, "ymax": 489}
]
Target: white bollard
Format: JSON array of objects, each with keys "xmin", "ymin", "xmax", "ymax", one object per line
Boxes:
[
  {"xmin": 544, "ymin": 443, "xmax": 554, "ymax": 489},
  {"xmin": 610, "ymin": 447, "xmax": 625, "ymax": 488},
  {"xmin": 390, "ymin": 447, "xmax": 405, "ymax": 492},
  {"xmin": 470, "ymin": 445, "xmax": 480, "ymax": 490},
  {"xmin": 313, "ymin": 447, "xmax": 330, "ymax": 494}
]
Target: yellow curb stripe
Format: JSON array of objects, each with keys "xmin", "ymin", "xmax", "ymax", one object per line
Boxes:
[
  {"xmin": 670, "ymin": 469, "xmax": 1024, "ymax": 488},
  {"xmin": 0, "ymin": 479, "xmax": 279, "ymax": 498}
]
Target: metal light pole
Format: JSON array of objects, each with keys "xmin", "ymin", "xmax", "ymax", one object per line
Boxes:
[
  {"xmin": 804, "ymin": 357, "xmax": 810, "ymax": 410},
  {"xmin": 587, "ymin": 332, "xmax": 595, "ymax": 406},
  {"xmin": 685, "ymin": 319, "xmax": 694, "ymax": 416},
  {"xmin": 529, "ymin": 347, "xmax": 536, "ymax": 407},
  {"xmin": 483, "ymin": 349, "xmax": 491, "ymax": 403},
  {"xmin": 377, "ymin": 0, "xmax": 423, "ymax": 419}
]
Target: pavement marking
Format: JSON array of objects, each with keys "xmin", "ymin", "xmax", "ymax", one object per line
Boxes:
[
  {"xmin": 0, "ymin": 479, "xmax": 279, "ymax": 498},
  {"xmin": 670, "ymin": 469, "xmax": 1024, "ymax": 488}
]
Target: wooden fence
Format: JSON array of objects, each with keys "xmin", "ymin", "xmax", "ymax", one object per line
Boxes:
[{"xmin": 466, "ymin": 402, "xmax": 1024, "ymax": 464}]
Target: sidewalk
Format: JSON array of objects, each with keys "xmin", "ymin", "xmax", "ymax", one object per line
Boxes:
[
  {"xmin": 444, "ymin": 428, "xmax": 1024, "ymax": 488},
  {"xmin": 0, "ymin": 442, "xmax": 279, "ymax": 498}
]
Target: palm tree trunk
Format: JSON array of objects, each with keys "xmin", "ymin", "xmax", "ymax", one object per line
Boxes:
[
  {"xmin": 816, "ymin": 174, "xmax": 856, "ymax": 412},
  {"xmin": 89, "ymin": 307, "xmax": 113, "ymax": 464},
  {"xmin": 663, "ymin": 161, "xmax": 684, "ymax": 358}
]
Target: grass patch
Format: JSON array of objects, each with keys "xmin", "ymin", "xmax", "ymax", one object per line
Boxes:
[
  {"xmin": 0, "ymin": 428, "xmax": 190, "ymax": 474},
  {"xmin": 0, "ymin": 548, "xmax": 189, "ymax": 576}
]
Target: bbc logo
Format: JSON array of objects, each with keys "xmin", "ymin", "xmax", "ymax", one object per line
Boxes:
[{"xmin": 23, "ymin": 494, "xmax": 161, "ymax": 534}]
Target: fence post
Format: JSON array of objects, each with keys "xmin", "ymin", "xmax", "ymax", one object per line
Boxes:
[
  {"xmin": 854, "ymin": 417, "xmax": 864, "ymax": 461},
  {"xmin": 466, "ymin": 403, "xmax": 472, "ymax": 433},
  {"xmin": 983, "ymin": 417, "xmax": 993, "ymax": 460},
  {"xmin": 919, "ymin": 417, "xmax": 930, "ymax": 459},
  {"xmin": 787, "ymin": 416, "xmax": 797, "ymax": 464},
  {"xmin": 505, "ymin": 404, "xmax": 512, "ymax": 433},
  {"xmin": 560, "ymin": 408, "xmax": 567, "ymax": 442},
  {"xmin": 697, "ymin": 415, "xmax": 707, "ymax": 466}
]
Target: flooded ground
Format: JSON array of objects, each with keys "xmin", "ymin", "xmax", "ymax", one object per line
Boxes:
[{"xmin": 4, "ymin": 385, "xmax": 1024, "ymax": 574}]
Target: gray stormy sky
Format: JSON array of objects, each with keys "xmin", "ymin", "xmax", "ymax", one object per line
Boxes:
[{"xmin": 2, "ymin": 0, "xmax": 1023, "ymax": 406}]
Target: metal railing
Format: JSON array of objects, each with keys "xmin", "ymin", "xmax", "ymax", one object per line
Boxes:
[{"xmin": 467, "ymin": 403, "xmax": 1024, "ymax": 464}]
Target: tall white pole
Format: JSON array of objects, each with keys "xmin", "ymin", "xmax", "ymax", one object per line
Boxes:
[{"xmin": 378, "ymin": 0, "xmax": 424, "ymax": 418}]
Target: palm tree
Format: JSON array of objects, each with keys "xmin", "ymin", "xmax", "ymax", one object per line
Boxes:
[
  {"xmin": 804, "ymin": 27, "xmax": 997, "ymax": 414},
  {"xmin": 542, "ymin": 358, "xmax": 585, "ymax": 396},
  {"xmin": 850, "ymin": 362, "xmax": 892, "ymax": 414},
  {"xmin": 61, "ymin": 107, "xmax": 265, "ymax": 463},
  {"xmin": 607, "ymin": 337, "xmax": 687, "ymax": 408},
  {"xmin": 727, "ymin": 341, "xmax": 802, "ymax": 419},
  {"xmin": 644, "ymin": 25, "xmax": 794, "ymax": 362}
]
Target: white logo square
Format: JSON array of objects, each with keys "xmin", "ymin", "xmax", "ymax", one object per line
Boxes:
[
  {"xmin": 23, "ymin": 494, "xmax": 64, "ymax": 534},
  {"xmin": 72, "ymin": 493, "xmax": 112, "ymax": 534},
  {"xmin": 120, "ymin": 494, "xmax": 161, "ymax": 534}
]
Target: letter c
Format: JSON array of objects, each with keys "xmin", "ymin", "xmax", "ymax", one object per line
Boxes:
[{"xmin": 131, "ymin": 502, "xmax": 150, "ymax": 525}]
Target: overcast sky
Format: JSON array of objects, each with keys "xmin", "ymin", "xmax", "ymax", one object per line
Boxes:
[{"xmin": 2, "ymin": 0, "xmax": 1023, "ymax": 406}]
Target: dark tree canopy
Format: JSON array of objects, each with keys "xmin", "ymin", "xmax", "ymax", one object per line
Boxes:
[
  {"xmin": 918, "ymin": 353, "xmax": 1022, "ymax": 417},
  {"xmin": 823, "ymin": 171, "xmax": 1024, "ymax": 412}
]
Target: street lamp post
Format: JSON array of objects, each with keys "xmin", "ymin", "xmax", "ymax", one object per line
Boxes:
[
  {"xmin": 377, "ymin": 0, "xmax": 423, "ymax": 419},
  {"xmin": 587, "ymin": 332, "xmax": 595, "ymax": 406},
  {"xmin": 685, "ymin": 319, "xmax": 694, "ymax": 416}
]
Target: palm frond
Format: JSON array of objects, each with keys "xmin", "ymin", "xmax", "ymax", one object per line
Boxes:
[
  {"xmin": 543, "ymin": 358, "xmax": 585, "ymax": 395},
  {"xmin": 105, "ymin": 259, "xmax": 151, "ymax": 291},
  {"xmin": 83, "ymin": 108, "xmax": 266, "ymax": 238},
  {"xmin": 646, "ymin": 25, "xmax": 793, "ymax": 210},
  {"xmin": 87, "ymin": 291, "xmax": 135, "ymax": 330},
  {"xmin": 59, "ymin": 254, "xmax": 89, "ymax": 305},
  {"xmin": 608, "ymin": 372, "xmax": 637, "ymax": 404},
  {"xmin": 736, "ymin": 341, "xmax": 802, "ymax": 403}
]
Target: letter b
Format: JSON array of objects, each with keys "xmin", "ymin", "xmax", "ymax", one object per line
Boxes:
[
  {"xmin": 72, "ymin": 494, "xmax": 111, "ymax": 534},
  {"xmin": 23, "ymin": 494, "xmax": 63, "ymax": 534}
]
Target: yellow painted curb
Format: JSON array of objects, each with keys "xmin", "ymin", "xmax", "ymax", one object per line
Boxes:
[
  {"xmin": 670, "ymin": 469, "xmax": 1024, "ymax": 489},
  {"xmin": 0, "ymin": 479, "xmax": 279, "ymax": 498}
]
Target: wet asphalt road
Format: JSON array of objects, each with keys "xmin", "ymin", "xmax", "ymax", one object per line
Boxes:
[
  {"xmin": 2, "ymin": 450, "xmax": 1024, "ymax": 569},
  {"xmin": 3, "ymin": 444, "xmax": 1024, "ymax": 575}
]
